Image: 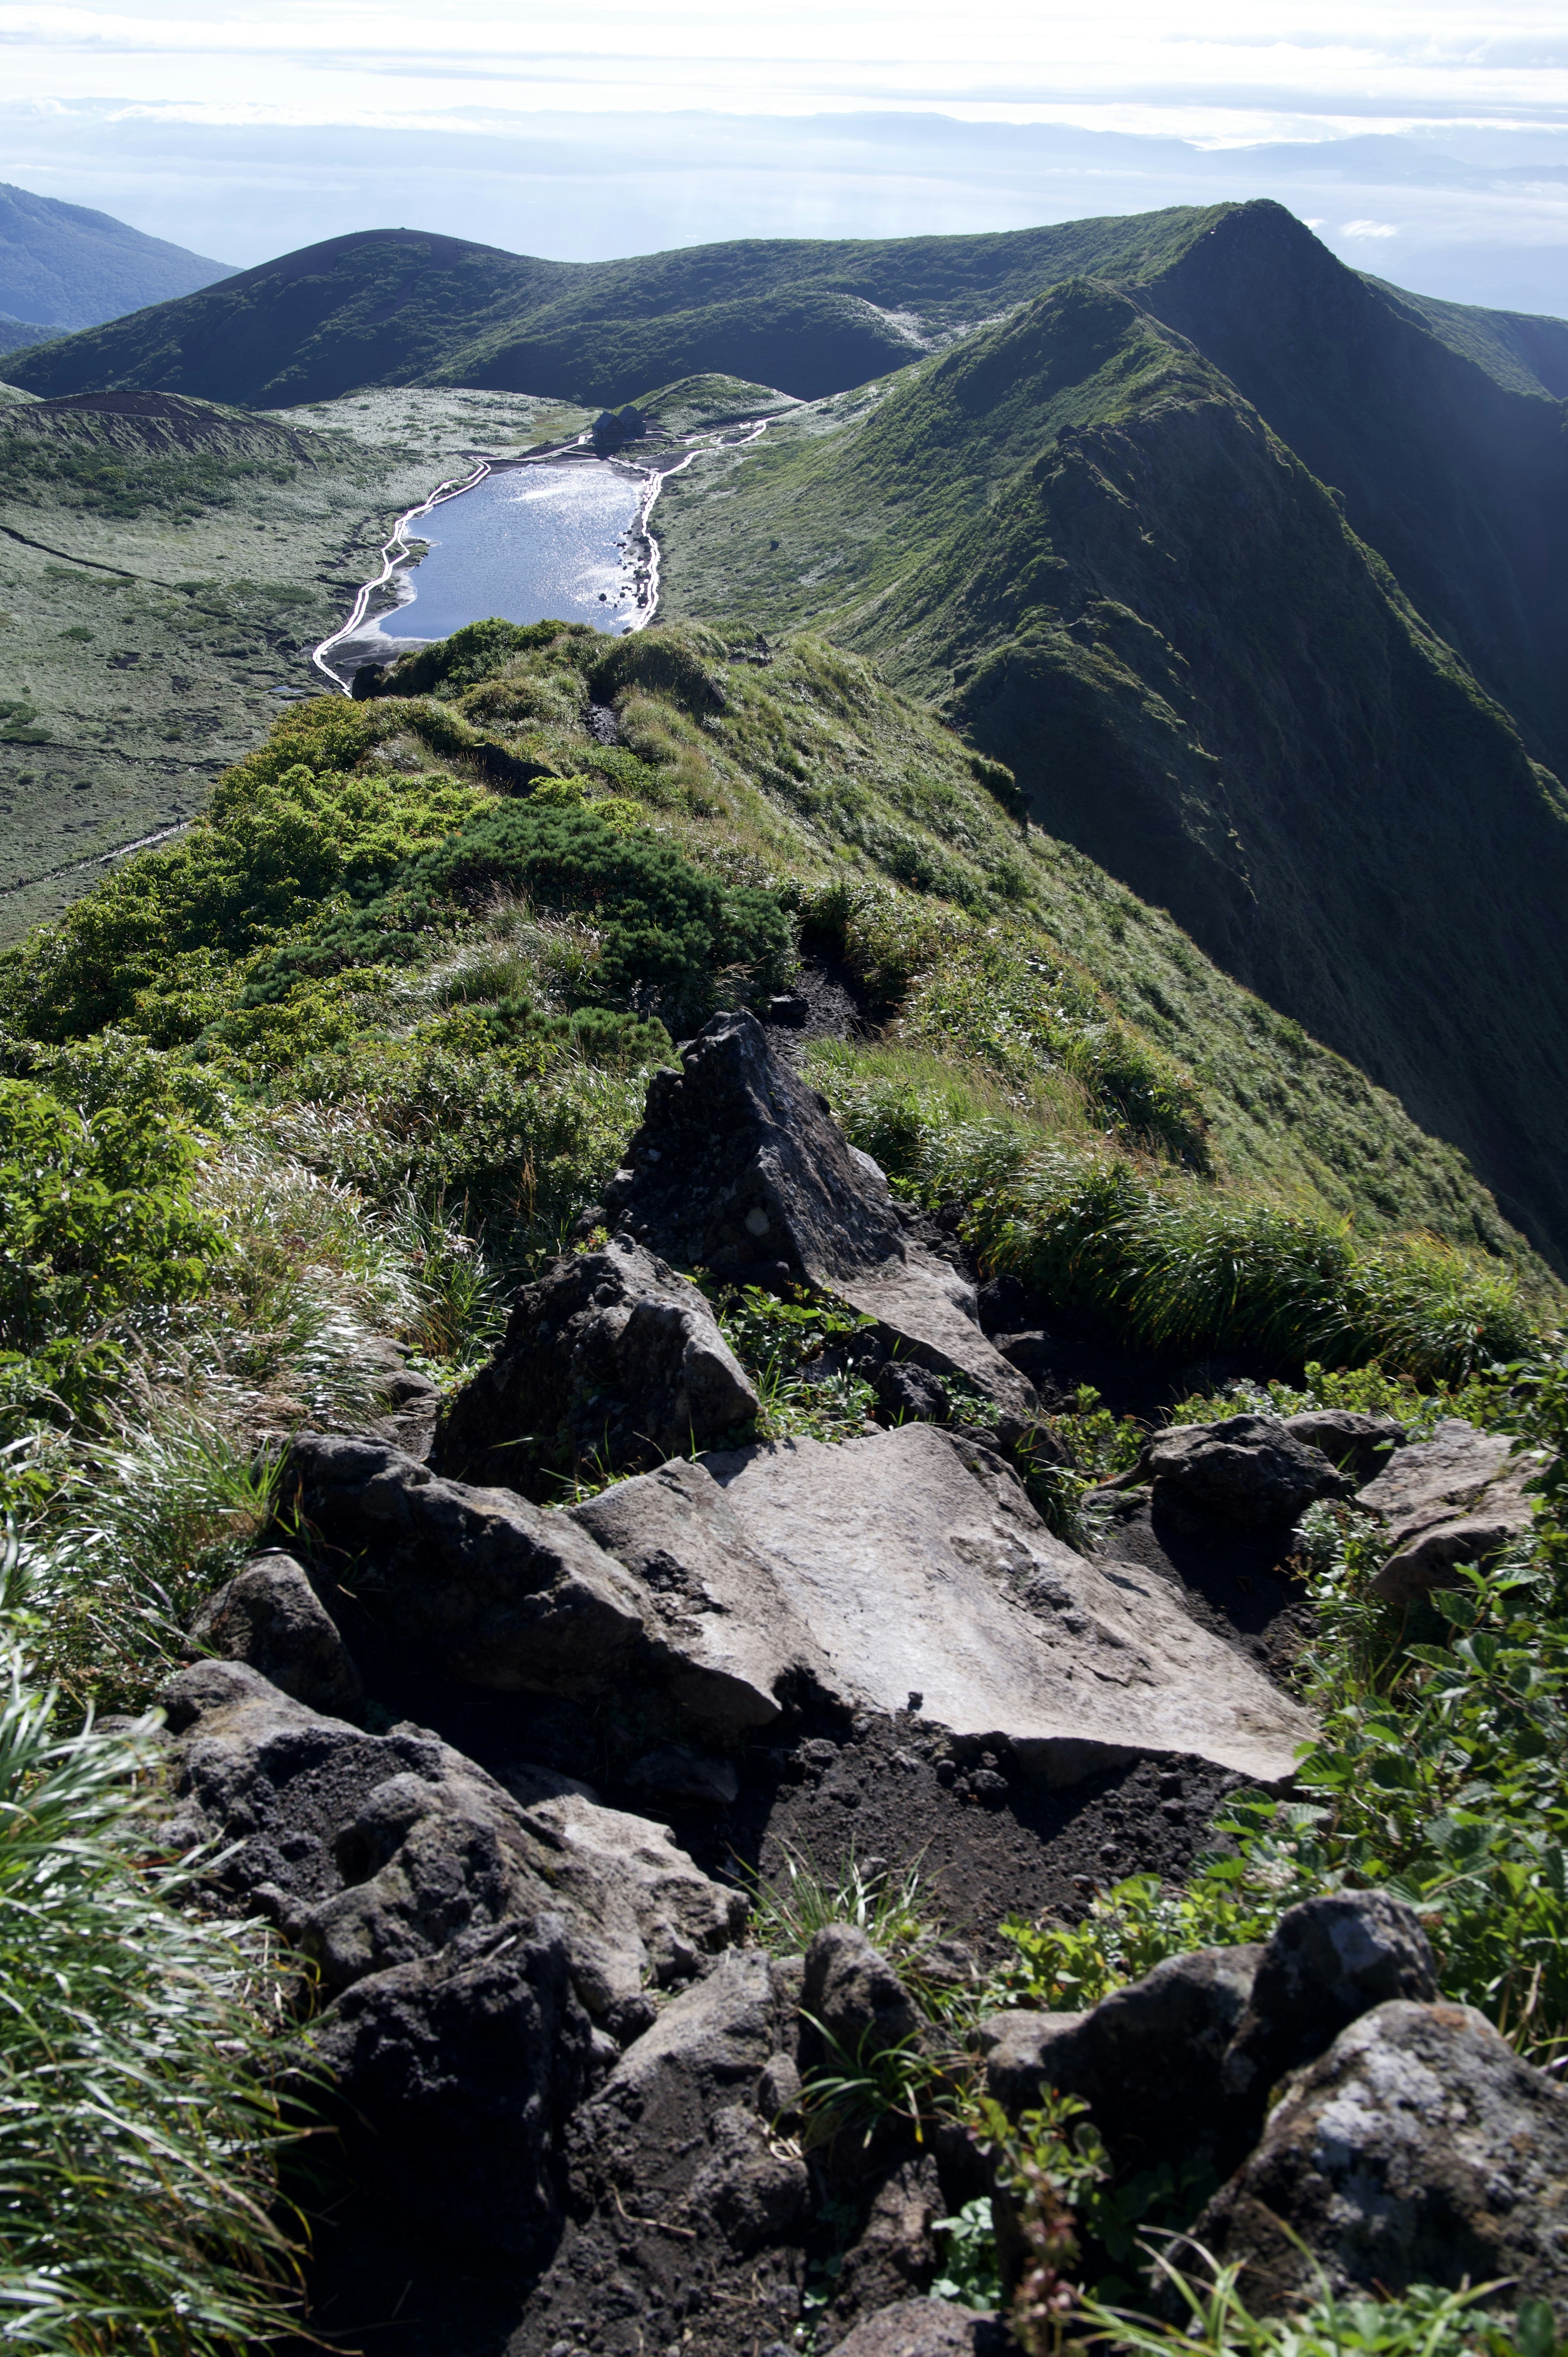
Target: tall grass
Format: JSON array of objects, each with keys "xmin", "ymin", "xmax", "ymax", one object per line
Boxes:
[
  {"xmin": 0, "ymin": 1651, "xmax": 304, "ymax": 2351},
  {"xmin": 809, "ymin": 1051, "xmax": 1537, "ymax": 1383}
]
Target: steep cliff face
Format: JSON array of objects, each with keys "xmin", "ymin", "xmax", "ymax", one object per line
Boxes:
[{"xmin": 654, "ymin": 266, "xmax": 1568, "ymax": 1264}]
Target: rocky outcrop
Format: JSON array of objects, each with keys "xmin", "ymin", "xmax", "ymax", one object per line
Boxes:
[
  {"xmin": 1142, "ymin": 1413, "xmax": 1354, "ymax": 1533},
  {"xmin": 158, "ymin": 1660, "xmax": 742, "ymax": 2039},
  {"xmin": 1356, "ymin": 1418, "xmax": 1540, "ymax": 1603},
  {"xmin": 1196, "ymin": 1999, "xmax": 1568, "ymax": 2315},
  {"xmin": 831, "ymin": 2306, "xmax": 1011, "ymax": 2357},
  {"xmin": 188, "ymin": 1549, "xmax": 363, "ymax": 1718},
  {"xmin": 1281, "ymin": 1409, "xmax": 1405, "ymax": 1483},
  {"xmin": 804, "ymin": 1923, "xmax": 922, "ymax": 2056},
  {"xmin": 600, "ymin": 1009, "xmax": 1036, "ymax": 1421},
  {"xmin": 1222, "ymin": 1888, "xmax": 1439, "ymax": 2107},
  {"xmin": 430, "ymin": 1235, "xmax": 757, "ymax": 1496},
  {"xmin": 698, "ymin": 1423, "xmax": 1314, "ymax": 1784}
]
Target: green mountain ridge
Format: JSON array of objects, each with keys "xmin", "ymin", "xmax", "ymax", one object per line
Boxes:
[{"xmin": 652, "ymin": 210, "xmax": 1568, "ymax": 1267}]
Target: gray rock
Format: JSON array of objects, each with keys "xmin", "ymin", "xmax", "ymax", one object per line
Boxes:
[
  {"xmin": 704, "ymin": 1422, "xmax": 1314, "ymax": 1784},
  {"xmin": 158, "ymin": 1658, "xmax": 742, "ymax": 2036},
  {"xmin": 497, "ymin": 1761, "xmax": 601, "ymax": 1806},
  {"xmin": 354, "ymin": 1336, "xmax": 442, "ymax": 1458},
  {"xmin": 984, "ymin": 1945, "xmax": 1264, "ymax": 2176},
  {"xmin": 829, "ymin": 2303, "xmax": 1009, "ymax": 2357},
  {"xmin": 1357, "ymin": 1420, "xmax": 1542, "ymax": 1604},
  {"xmin": 1223, "ymin": 1888, "xmax": 1439, "ymax": 2105},
  {"xmin": 571, "ymin": 1455, "xmax": 834, "ymax": 1732},
  {"xmin": 603, "ymin": 1009, "xmax": 1035, "ymax": 1421},
  {"xmin": 1282, "ymin": 1409, "xmax": 1405, "ymax": 1482},
  {"xmin": 758, "ymin": 2051, "xmax": 804, "ymax": 2120},
  {"xmin": 627, "ymin": 1743, "xmax": 740, "ymax": 1809},
  {"xmin": 1196, "ymin": 1999, "xmax": 1568, "ymax": 2316},
  {"xmin": 188, "ymin": 1550, "xmax": 363, "ymax": 1718},
  {"xmin": 804, "ymin": 1924, "xmax": 921, "ymax": 2057},
  {"xmin": 271, "ymin": 1432, "xmax": 654, "ymax": 1701},
  {"xmin": 683, "ymin": 2105, "xmax": 810, "ymax": 2253},
  {"xmin": 430, "ymin": 1234, "xmax": 757, "ymax": 1498},
  {"xmin": 1143, "ymin": 1413, "xmax": 1353, "ymax": 1532},
  {"xmin": 825, "ymin": 2159, "xmax": 942, "ymax": 2339}
]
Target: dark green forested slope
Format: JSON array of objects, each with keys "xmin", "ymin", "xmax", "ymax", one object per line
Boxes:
[
  {"xmin": 3, "ymin": 211, "xmax": 1226, "ymax": 408},
  {"xmin": 652, "ymin": 266, "xmax": 1568, "ymax": 1269}
]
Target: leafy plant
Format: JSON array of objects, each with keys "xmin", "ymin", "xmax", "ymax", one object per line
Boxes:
[
  {"xmin": 744, "ymin": 1843, "xmax": 933, "ymax": 1965},
  {"xmin": 931, "ymin": 2196, "xmax": 1003, "ymax": 2309}
]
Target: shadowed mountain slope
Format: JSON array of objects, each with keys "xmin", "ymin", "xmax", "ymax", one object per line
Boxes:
[
  {"xmin": 653, "ymin": 256, "xmax": 1568, "ymax": 1267},
  {"xmin": 0, "ymin": 182, "xmax": 233, "ymax": 331}
]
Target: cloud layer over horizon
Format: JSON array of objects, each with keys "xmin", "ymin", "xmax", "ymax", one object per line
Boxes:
[{"xmin": 4, "ymin": 0, "xmax": 1568, "ymax": 316}]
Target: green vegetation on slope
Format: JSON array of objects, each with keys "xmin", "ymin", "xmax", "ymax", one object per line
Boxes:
[
  {"xmin": 653, "ymin": 260, "xmax": 1568, "ymax": 1270},
  {"xmin": 0, "ymin": 382, "xmax": 586, "ymax": 940},
  {"xmin": 4, "ymin": 210, "xmax": 1229, "ymax": 409}
]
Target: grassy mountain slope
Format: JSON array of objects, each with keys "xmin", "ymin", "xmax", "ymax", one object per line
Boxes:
[
  {"xmin": 1136, "ymin": 203, "xmax": 1568, "ymax": 788},
  {"xmin": 0, "ymin": 383, "xmax": 588, "ymax": 939},
  {"xmin": 651, "ymin": 274, "xmax": 1568, "ymax": 1269},
  {"xmin": 1365, "ymin": 274, "xmax": 1568, "ymax": 399},
  {"xmin": 4, "ymin": 210, "xmax": 1225, "ymax": 409},
  {"xmin": 0, "ymin": 181, "xmax": 233, "ymax": 330}
]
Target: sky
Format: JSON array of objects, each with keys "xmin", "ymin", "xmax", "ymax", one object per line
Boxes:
[{"xmin": 4, "ymin": 0, "xmax": 1568, "ymax": 314}]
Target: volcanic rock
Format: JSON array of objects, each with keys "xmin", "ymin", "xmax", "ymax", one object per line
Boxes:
[
  {"xmin": 1142, "ymin": 1413, "xmax": 1353, "ymax": 1532},
  {"xmin": 1223, "ymin": 1887, "xmax": 1439, "ymax": 2107},
  {"xmin": 188, "ymin": 1549, "xmax": 363, "ymax": 1718},
  {"xmin": 1196, "ymin": 1999, "xmax": 1568, "ymax": 2315}
]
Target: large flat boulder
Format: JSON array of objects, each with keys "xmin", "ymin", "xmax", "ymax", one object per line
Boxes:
[
  {"xmin": 602, "ymin": 1009, "xmax": 1035, "ymax": 1420},
  {"xmin": 431, "ymin": 1235, "xmax": 757, "ymax": 1497},
  {"xmin": 696, "ymin": 1424, "xmax": 1312, "ymax": 1784}
]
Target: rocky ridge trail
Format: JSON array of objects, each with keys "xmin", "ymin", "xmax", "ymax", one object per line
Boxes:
[{"xmin": 160, "ymin": 1010, "xmax": 1555, "ymax": 2355}]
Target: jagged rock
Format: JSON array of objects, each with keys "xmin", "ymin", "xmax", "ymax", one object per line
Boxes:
[
  {"xmin": 1196, "ymin": 2000, "xmax": 1568, "ymax": 2315},
  {"xmin": 159, "ymin": 1663, "xmax": 756, "ymax": 2280},
  {"xmin": 570, "ymin": 1455, "xmax": 834, "ymax": 1731},
  {"xmin": 272, "ymin": 1431, "xmax": 657, "ymax": 1705},
  {"xmin": 1281, "ymin": 1408, "xmax": 1405, "ymax": 1482},
  {"xmin": 627, "ymin": 1742, "xmax": 740, "ymax": 1809},
  {"xmin": 187, "ymin": 1550, "xmax": 363, "ymax": 1718},
  {"xmin": 157, "ymin": 1659, "xmax": 741, "ymax": 2038},
  {"xmin": 683, "ymin": 2105, "xmax": 811, "ymax": 2253},
  {"xmin": 355, "ymin": 1336, "xmax": 442, "ymax": 1458},
  {"xmin": 509, "ymin": 1950, "xmax": 808, "ymax": 2353},
  {"xmin": 824, "ymin": 2159, "xmax": 943, "ymax": 2340},
  {"xmin": 1143, "ymin": 1413, "xmax": 1353, "ymax": 1532},
  {"xmin": 1356, "ymin": 1419, "xmax": 1541, "ymax": 1603},
  {"xmin": 1223, "ymin": 1888, "xmax": 1439, "ymax": 2105},
  {"xmin": 702, "ymin": 1422, "xmax": 1314, "ymax": 1783},
  {"xmin": 804, "ymin": 1924, "xmax": 922, "ymax": 2056},
  {"xmin": 430, "ymin": 1235, "xmax": 757, "ymax": 1496},
  {"xmin": 602, "ymin": 1009, "xmax": 1035, "ymax": 1420},
  {"xmin": 984, "ymin": 1944, "xmax": 1265, "ymax": 2176},
  {"xmin": 831, "ymin": 2303, "xmax": 1010, "ymax": 2357}
]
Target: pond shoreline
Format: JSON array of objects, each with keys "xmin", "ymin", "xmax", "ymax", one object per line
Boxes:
[{"xmin": 311, "ymin": 421, "xmax": 773, "ymax": 695}]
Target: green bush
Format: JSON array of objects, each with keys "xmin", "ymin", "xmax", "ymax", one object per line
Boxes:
[
  {"xmin": 0, "ymin": 1078, "xmax": 222, "ymax": 1425},
  {"xmin": 252, "ymin": 799, "xmax": 791, "ymax": 1032},
  {"xmin": 355, "ymin": 616, "xmax": 594, "ymax": 699},
  {"xmin": 0, "ymin": 763, "xmax": 491, "ymax": 1042}
]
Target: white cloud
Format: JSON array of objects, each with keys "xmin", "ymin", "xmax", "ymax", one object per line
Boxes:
[{"xmin": 1341, "ymin": 216, "xmax": 1402, "ymax": 234}]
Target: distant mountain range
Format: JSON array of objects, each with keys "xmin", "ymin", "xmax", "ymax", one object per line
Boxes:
[{"xmin": 0, "ymin": 183, "xmax": 233, "ymax": 337}]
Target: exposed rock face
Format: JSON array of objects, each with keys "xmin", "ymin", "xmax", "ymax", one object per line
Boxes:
[
  {"xmin": 804, "ymin": 1923, "xmax": 922, "ymax": 2056},
  {"xmin": 1143, "ymin": 1413, "xmax": 1353, "ymax": 1532},
  {"xmin": 1196, "ymin": 2000, "xmax": 1568, "ymax": 2315},
  {"xmin": 430, "ymin": 1235, "xmax": 757, "ymax": 1496},
  {"xmin": 602, "ymin": 1009, "xmax": 1035, "ymax": 1420},
  {"xmin": 700, "ymin": 1423, "xmax": 1314, "ymax": 1784},
  {"xmin": 512, "ymin": 1951, "xmax": 810, "ymax": 2355},
  {"xmin": 569, "ymin": 1454, "xmax": 835, "ymax": 1733},
  {"xmin": 1356, "ymin": 1418, "xmax": 1540, "ymax": 1603},
  {"xmin": 158, "ymin": 1660, "xmax": 742, "ymax": 2040},
  {"xmin": 984, "ymin": 1945, "xmax": 1264, "ymax": 2179},
  {"xmin": 274, "ymin": 1431, "xmax": 655, "ymax": 1701},
  {"xmin": 188, "ymin": 1550, "xmax": 363, "ymax": 1718},
  {"xmin": 1223, "ymin": 1889, "xmax": 1439, "ymax": 2107}
]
